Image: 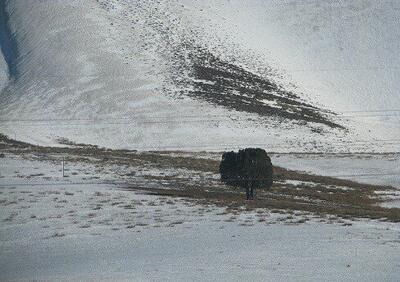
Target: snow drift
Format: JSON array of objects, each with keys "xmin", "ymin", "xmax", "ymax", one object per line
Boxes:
[{"xmin": 0, "ymin": 0, "xmax": 399, "ymax": 152}]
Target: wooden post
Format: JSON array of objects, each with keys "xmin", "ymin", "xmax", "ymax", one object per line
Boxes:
[{"xmin": 62, "ymin": 157, "xmax": 65, "ymax": 177}]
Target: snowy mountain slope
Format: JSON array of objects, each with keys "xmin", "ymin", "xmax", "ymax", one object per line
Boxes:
[
  {"xmin": 0, "ymin": 0, "xmax": 399, "ymax": 152},
  {"xmin": 193, "ymin": 0, "xmax": 400, "ymax": 112}
]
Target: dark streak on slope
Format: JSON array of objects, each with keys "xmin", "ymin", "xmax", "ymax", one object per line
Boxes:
[
  {"xmin": 97, "ymin": 0, "xmax": 344, "ymax": 130},
  {"xmin": 176, "ymin": 46, "xmax": 343, "ymax": 129},
  {"xmin": 0, "ymin": 0, "xmax": 19, "ymax": 79}
]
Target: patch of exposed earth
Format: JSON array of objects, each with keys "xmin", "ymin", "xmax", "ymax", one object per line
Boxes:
[{"xmin": 1, "ymin": 133, "xmax": 400, "ymax": 222}]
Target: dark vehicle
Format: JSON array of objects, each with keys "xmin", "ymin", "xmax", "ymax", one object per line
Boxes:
[{"xmin": 219, "ymin": 148, "xmax": 273, "ymax": 200}]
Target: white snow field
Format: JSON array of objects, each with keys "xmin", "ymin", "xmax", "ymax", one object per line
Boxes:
[
  {"xmin": 1, "ymin": 153, "xmax": 400, "ymax": 282},
  {"xmin": 1, "ymin": 1, "xmax": 400, "ymax": 279},
  {"xmin": 0, "ymin": 0, "xmax": 399, "ymax": 152},
  {"xmin": 271, "ymin": 153, "xmax": 400, "ymax": 189}
]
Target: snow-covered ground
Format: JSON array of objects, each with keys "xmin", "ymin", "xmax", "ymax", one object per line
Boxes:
[
  {"xmin": 271, "ymin": 153, "xmax": 400, "ymax": 189},
  {"xmin": 1, "ymin": 1, "xmax": 400, "ymax": 280},
  {"xmin": 1, "ymin": 153, "xmax": 400, "ymax": 281},
  {"xmin": 0, "ymin": 0, "xmax": 399, "ymax": 152},
  {"xmin": 3, "ymin": 212, "xmax": 400, "ymax": 282}
]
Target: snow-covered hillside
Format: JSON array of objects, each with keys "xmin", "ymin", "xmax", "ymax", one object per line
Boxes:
[{"xmin": 0, "ymin": 0, "xmax": 399, "ymax": 152}]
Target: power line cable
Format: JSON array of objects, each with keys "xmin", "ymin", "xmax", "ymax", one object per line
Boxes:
[
  {"xmin": 342, "ymin": 114, "xmax": 400, "ymax": 118},
  {"xmin": 7, "ymin": 144, "xmax": 400, "ymax": 153},
  {"xmin": 340, "ymin": 109, "xmax": 400, "ymax": 113},
  {"xmin": 0, "ymin": 172, "xmax": 398, "ymax": 188},
  {"xmin": 8, "ymin": 65, "xmax": 400, "ymax": 78},
  {"xmin": 3, "ymin": 139, "xmax": 400, "ymax": 151},
  {"xmin": 1, "ymin": 108, "xmax": 400, "ymax": 123}
]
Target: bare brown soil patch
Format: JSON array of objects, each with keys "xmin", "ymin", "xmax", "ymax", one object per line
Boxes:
[{"xmin": 2, "ymin": 133, "xmax": 399, "ymax": 221}]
